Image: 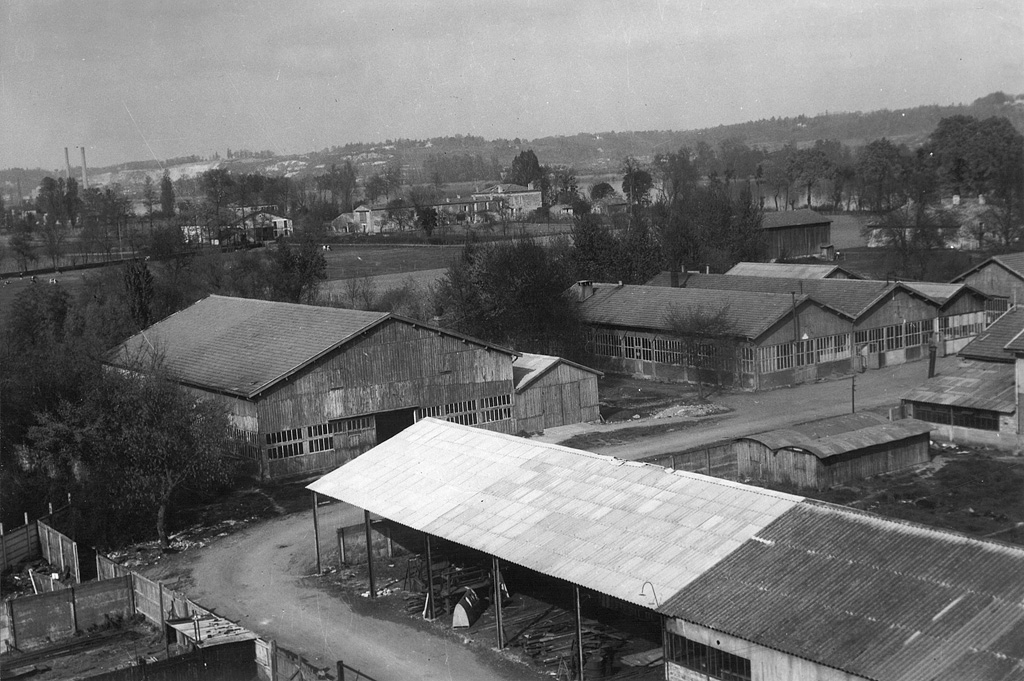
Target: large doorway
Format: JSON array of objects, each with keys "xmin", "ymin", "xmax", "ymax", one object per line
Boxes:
[{"xmin": 375, "ymin": 407, "xmax": 417, "ymax": 443}]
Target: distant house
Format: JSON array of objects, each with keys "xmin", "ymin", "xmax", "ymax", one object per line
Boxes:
[
  {"xmin": 107, "ymin": 296, "xmax": 518, "ymax": 479},
  {"xmin": 351, "ymin": 204, "xmax": 388, "ymax": 233},
  {"xmin": 471, "ymin": 183, "xmax": 542, "ymax": 218},
  {"xmin": 512, "ymin": 353, "xmax": 602, "ymax": 434},
  {"xmin": 760, "ymin": 209, "xmax": 832, "ymax": 260},
  {"xmin": 725, "ymin": 261, "xmax": 862, "ymax": 279},
  {"xmin": 735, "ymin": 412, "xmax": 932, "ymax": 490},
  {"xmin": 232, "ymin": 210, "xmax": 292, "ymax": 241}
]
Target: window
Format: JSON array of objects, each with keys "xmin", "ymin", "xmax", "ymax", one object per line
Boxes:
[
  {"xmin": 654, "ymin": 338, "xmax": 685, "ymax": 365},
  {"xmin": 623, "ymin": 334, "xmax": 653, "ymax": 361},
  {"xmin": 589, "ymin": 330, "xmax": 623, "ymax": 358},
  {"xmin": 939, "ymin": 312, "xmax": 985, "ymax": 340},
  {"xmin": 479, "ymin": 394, "xmax": 512, "ymax": 424},
  {"xmin": 909, "ymin": 402, "xmax": 1000, "ymax": 431},
  {"xmin": 666, "ymin": 632, "xmax": 751, "ymax": 681},
  {"xmin": 423, "ymin": 400, "xmax": 478, "ymax": 426}
]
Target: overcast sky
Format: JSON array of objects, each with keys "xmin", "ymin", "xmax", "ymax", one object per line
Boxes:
[{"xmin": 2, "ymin": 0, "xmax": 1022, "ymax": 169}]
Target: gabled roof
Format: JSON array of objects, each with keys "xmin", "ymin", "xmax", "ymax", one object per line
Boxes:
[
  {"xmin": 725, "ymin": 262, "xmax": 862, "ymax": 279},
  {"xmin": 741, "ymin": 412, "xmax": 890, "ymax": 450},
  {"xmin": 902, "ymin": 362, "xmax": 1016, "ymax": 413},
  {"xmin": 308, "ymin": 418, "xmax": 804, "ymax": 609},
  {"xmin": 959, "ymin": 307, "xmax": 1024, "ymax": 363},
  {"xmin": 647, "ymin": 273, "xmax": 981, "ymax": 318},
  {"xmin": 578, "ymin": 284, "xmax": 835, "ymax": 340},
  {"xmin": 760, "ymin": 209, "xmax": 832, "ymax": 230},
  {"xmin": 311, "ymin": 418, "xmax": 1024, "ymax": 681},
  {"xmin": 661, "ymin": 499, "xmax": 1024, "ymax": 681},
  {"xmin": 512, "ymin": 353, "xmax": 602, "ymax": 393},
  {"xmin": 473, "ymin": 183, "xmax": 536, "ymax": 194},
  {"xmin": 951, "ymin": 251, "xmax": 1024, "ymax": 285},
  {"xmin": 108, "ymin": 296, "xmax": 513, "ymax": 399}
]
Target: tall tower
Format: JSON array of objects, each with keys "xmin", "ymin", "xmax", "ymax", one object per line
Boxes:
[
  {"xmin": 64, "ymin": 147, "xmax": 73, "ymax": 181},
  {"xmin": 79, "ymin": 146, "xmax": 89, "ymax": 189}
]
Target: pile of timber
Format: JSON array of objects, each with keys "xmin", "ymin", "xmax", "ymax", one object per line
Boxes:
[
  {"xmin": 500, "ymin": 603, "xmax": 627, "ymax": 670},
  {"xmin": 402, "ymin": 554, "xmax": 491, "ymax": 618}
]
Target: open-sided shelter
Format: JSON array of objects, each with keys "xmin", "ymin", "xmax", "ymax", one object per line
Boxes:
[
  {"xmin": 512, "ymin": 353, "xmax": 602, "ymax": 434},
  {"xmin": 735, "ymin": 413, "xmax": 933, "ymax": 489},
  {"xmin": 309, "ymin": 419, "xmax": 1024, "ymax": 681},
  {"xmin": 108, "ymin": 295, "xmax": 517, "ymax": 479}
]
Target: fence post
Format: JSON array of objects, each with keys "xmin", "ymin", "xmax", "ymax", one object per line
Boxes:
[
  {"xmin": 160, "ymin": 582, "xmax": 168, "ymax": 657},
  {"xmin": 337, "ymin": 527, "xmax": 346, "ymax": 566},
  {"xmin": 72, "ymin": 542, "xmax": 80, "ymax": 583},
  {"xmin": 386, "ymin": 524, "xmax": 393, "ymax": 559},
  {"xmin": 6, "ymin": 598, "xmax": 17, "ymax": 650},
  {"xmin": 337, "ymin": 661, "xmax": 345, "ymax": 681},
  {"xmin": 0, "ymin": 523, "xmax": 7, "ymax": 571},
  {"xmin": 69, "ymin": 586, "xmax": 78, "ymax": 634},
  {"xmin": 128, "ymin": 572, "xmax": 137, "ymax": 617},
  {"xmin": 269, "ymin": 639, "xmax": 279, "ymax": 681},
  {"xmin": 25, "ymin": 514, "xmax": 31, "ymax": 557}
]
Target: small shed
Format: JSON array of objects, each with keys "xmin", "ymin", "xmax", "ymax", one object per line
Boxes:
[
  {"xmin": 736, "ymin": 413, "xmax": 932, "ymax": 489},
  {"xmin": 512, "ymin": 353, "xmax": 602, "ymax": 434}
]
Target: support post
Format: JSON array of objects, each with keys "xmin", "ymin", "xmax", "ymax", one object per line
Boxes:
[
  {"xmin": 1, "ymin": 524, "xmax": 7, "ymax": 571},
  {"xmin": 337, "ymin": 661, "xmax": 345, "ymax": 681},
  {"xmin": 312, "ymin": 492, "xmax": 321, "ymax": 575},
  {"xmin": 492, "ymin": 556, "xmax": 504, "ymax": 649},
  {"xmin": 851, "ymin": 372, "xmax": 856, "ymax": 414},
  {"xmin": 25, "ymin": 514, "xmax": 30, "ymax": 557},
  {"xmin": 424, "ymin": 534, "xmax": 435, "ymax": 620},
  {"xmin": 337, "ymin": 527, "xmax": 346, "ymax": 566},
  {"xmin": 159, "ymin": 582, "xmax": 168, "ymax": 657},
  {"xmin": 364, "ymin": 510, "xmax": 376, "ymax": 599},
  {"xmin": 574, "ymin": 584, "xmax": 585, "ymax": 680},
  {"xmin": 69, "ymin": 586, "xmax": 78, "ymax": 634},
  {"xmin": 269, "ymin": 639, "xmax": 278, "ymax": 681},
  {"xmin": 72, "ymin": 540, "xmax": 80, "ymax": 583},
  {"xmin": 386, "ymin": 523, "xmax": 393, "ymax": 559},
  {"xmin": 7, "ymin": 598, "xmax": 17, "ymax": 650}
]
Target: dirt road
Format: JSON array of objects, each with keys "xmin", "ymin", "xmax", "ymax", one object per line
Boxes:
[{"xmin": 145, "ymin": 502, "xmax": 538, "ymax": 681}]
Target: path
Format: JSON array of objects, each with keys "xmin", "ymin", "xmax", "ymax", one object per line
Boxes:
[
  {"xmin": 539, "ymin": 355, "xmax": 955, "ymax": 460},
  {"xmin": 145, "ymin": 502, "xmax": 537, "ymax": 681}
]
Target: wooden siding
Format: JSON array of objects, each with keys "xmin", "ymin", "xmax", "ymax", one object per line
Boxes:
[
  {"xmin": 515, "ymin": 363, "xmax": 600, "ymax": 434},
  {"xmin": 255, "ymin": 320, "xmax": 514, "ymax": 478},
  {"xmin": 856, "ymin": 289, "xmax": 935, "ymax": 331},
  {"xmin": 758, "ymin": 301, "xmax": 852, "ymax": 346},
  {"xmin": 961, "ymin": 264, "xmax": 1024, "ymax": 300},
  {"xmin": 765, "ymin": 223, "xmax": 831, "ymax": 260},
  {"xmin": 640, "ymin": 441, "xmax": 738, "ymax": 479},
  {"xmin": 737, "ymin": 435, "xmax": 930, "ymax": 490}
]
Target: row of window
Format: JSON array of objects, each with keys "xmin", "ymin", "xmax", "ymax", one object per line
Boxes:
[
  {"xmin": 422, "ymin": 395, "xmax": 514, "ymax": 427},
  {"xmin": 909, "ymin": 402, "xmax": 1001, "ymax": 431},
  {"xmin": 666, "ymin": 632, "xmax": 751, "ymax": 681}
]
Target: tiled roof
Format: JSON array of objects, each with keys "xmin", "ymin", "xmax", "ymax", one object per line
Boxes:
[
  {"xmin": 959, "ymin": 307, "xmax": 1024, "ymax": 363},
  {"xmin": 725, "ymin": 262, "xmax": 862, "ymax": 279},
  {"xmin": 308, "ymin": 418, "xmax": 803, "ymax": 609},
  {"xmin": 109, "ymin": 296, "xmax": 391, "ymax": 398},
  {"xmin": 901, "ymin": 281, "xmax": 972, "ymax": 305},
  {"xmin": 578, "ymin": 284, "xmax": 817, "ymax": 339},
  {"xmin": 661, "ymin": 500, "xmax": 1024, "ymax": 681},
  {"xmin": 512, "ymin": 353, "xmax": 602, "ymax": 392},
  {"xmin": 760, "ymin": 209, "xmax": 831, "ymax": 229},
  {"xmin": 901, "ymin": 362, "xmax": 1016, "ymax": 413}
]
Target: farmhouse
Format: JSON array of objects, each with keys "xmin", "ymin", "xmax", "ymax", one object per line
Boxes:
[
  {"xmin": 725, "ymin": 261, "xmax": 862, "ymax": 279},
  {"xmin": 470, "ymin": 183, "xmax": 543, "ymax": 218},
  {"xmin": 577, "ymin": 282, "xmax": 856, "ymax": 390},
  {"xmin": 760, "ymin": 209, "xmax": 832, "ymax": 260},
  {"xmin": 310, "ymin": 418, "xmax": 1024, "ymax": 681},
  {"xmin": 735, "ymin": 412, "xmax": 932, "ymax": 490},
  {"xmin": 108, "ymin": 295, "xmax": 517, "ymax": 479},
  {"xmin": 512, "ymin": 353, "xmax": 602, "ymax": 434},
  {"xmin": 648, "ymin": 272, "xmax": 990, "ymax": 360}
]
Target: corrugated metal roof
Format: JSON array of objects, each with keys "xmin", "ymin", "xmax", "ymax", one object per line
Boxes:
[
  {"xmin": 578, "ymin": 284, "xmax": 816, "ymax": 339},
  {"xmin": 901, "ymin": 362, "xmax": 1016, "ymax": 413},
  {"xmin": 742, "ymin": 412, "xmax": 889, "ymax": 450},
  {"xmin": 725, "ymin": 262, "xmax": 861, "ymax": 279},
  {"xmin": 108, "ymin": 295, "xmax": 512, "ymax": 399},
  {"xmin": 761, "ymin": 209, "xmax": 832, "ymax": 229},
  {"xmin": 960, "ymin": 307, "xmax": 1024, "ymax": 363},
  {"xmin": 307, "ymin": 418, "xmax": 803, "ymax": 609},
  {"xmin": 660, "ymin": 501, "xmax": 1024, "ymax": 681},
  {"xmin": 513, "ymin": 353, "xmax": 602, "ymax": 392},
  {"xmin": 783, "ymin": 420, "xmax": 933, "ymax": 460}
]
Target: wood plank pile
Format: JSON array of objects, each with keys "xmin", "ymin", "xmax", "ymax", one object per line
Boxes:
[
  {"xmin": 402, "ymin": 554, "xmax": 491, "ymax": 617},
  {"xmin": 493, "ymin": 602, "xmax": 627, "ymax": 671}
]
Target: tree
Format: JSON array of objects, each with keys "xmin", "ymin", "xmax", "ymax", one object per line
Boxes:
[
  {"xmin": 507, "ymin": 150, "xmax": 544, "ymax": 188},
  {"xmin": 788, "ymin": 145, "xmax": 834, "ymax": 208},
  {"xmin": 589, "ymin": 182, "xmax": 616, "ymax": 202},
  {"xmin": 383, "ymin": 161, "xmax": 403, "ymax": 200},
  {"xmin": 200, "ymin": 168, "xmax": 235, "ymax": 234},
  {"xmin": 385, "ymin": 197, "xmax": 415, "ymax": 231},
  {"xmin": 122, "ymin": 259, "xmax": 155, "ymax": 330},
  {"xmin": 143, "ymin": 175, "xmax": 156, "ymax": 228},
  {"xmin": 653, "ymin": 149, "xmax": 699, "ymax": 204},
  {"xmin": 267, "ymin": 238, "xmax": 327, "ymax": 303},
  {"xmin": 622, "ymin": 157, "xmax": 653, "ymax": 224},
  {"xmin": 857, "ymin": 139, "xmax": 907, "ymax": 212},
  {"xmin": 664, "ymin": 302, "xmax": 739, "ymax": 399},
  {"xmin": 417, "ymin": 205, "xmax": 439, "ymax": 236},
  {"xmin": 18, "ymin": 363, "xmax": 238, "ymax": 547},
  {"xmin": 365, "ymin": 174, "xmax": 387, "ymax": 204}
]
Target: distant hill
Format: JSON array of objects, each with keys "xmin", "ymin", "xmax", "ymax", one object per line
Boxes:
[{"xmin": 4, "ymin": 92, "xmax": 1022, "ymax": 200}]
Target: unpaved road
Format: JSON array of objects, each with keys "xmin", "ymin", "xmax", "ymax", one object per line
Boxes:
[{"xmin": 145, "ymin": 502, "xmax": 538, "ymax": 681}]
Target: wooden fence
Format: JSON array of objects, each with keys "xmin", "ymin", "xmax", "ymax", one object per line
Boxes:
[
  {"xmin": 0, "ymin": 504, "xmax": 73, "ymax": 573},
  {"xmin": 38, "ymin": 520, "xmax": 80, "ymax": 584},
  {"xmin": 639, "ymin": 439, "xmax": 738, "ymax": 479}
]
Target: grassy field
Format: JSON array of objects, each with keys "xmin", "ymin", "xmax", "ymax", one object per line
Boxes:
[{"xmin": 322, "ymin": 245, "xmax": 461, "ymax": 280}]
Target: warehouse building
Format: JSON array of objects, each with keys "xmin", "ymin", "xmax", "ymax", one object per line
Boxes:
[
  {"xmin": 108, "ymin": 295, "xmax": 517, "ymax": 479},
  {"xmin": 512, "ymin": 353, "xmax": 602, "ymax": 435},
  {"xmin": 310, "ymin": 419, "xmax": 1024, "ymax": 681},
  {"xmin": 725, "ymin": 261, "xmax": 862, "ymax": 279},
  {"xmin": 760, "ymin": 209, "xmax": 833, "ymax": 260},
  {"xmin": 735, "ymin": 413, "xmax": 932, "ymax": 490}
]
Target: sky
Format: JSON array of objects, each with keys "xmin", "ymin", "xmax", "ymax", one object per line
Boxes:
[{"xmin": 2, "ymin": 0, "xmax": 1023, "ymax": 170}]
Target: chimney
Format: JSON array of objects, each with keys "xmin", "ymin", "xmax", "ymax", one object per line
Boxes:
[
  {"xmin": 64, "ymin": 148, "xmax": 73, "ymax": 181},
  {"xmin": 670, "ymin": 270, "xmax": 679, "ymax": 287},
  {"xmin": 577, "ymin": 280, "xmax": 594, "ymax": 301},
  {"xmin": 79, "ymin": 146, "xmax": 89, "ymax": 189}
]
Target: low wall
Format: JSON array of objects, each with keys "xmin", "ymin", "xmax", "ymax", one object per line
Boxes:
[
  {"xmin": 640, "ymin": 440, "xmax": 737, "ymax": 480},
  {"xmin": 5, "ymin": 575, "xmax": 133, "ymax": 650}
]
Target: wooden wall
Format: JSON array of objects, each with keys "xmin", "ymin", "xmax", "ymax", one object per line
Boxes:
[
  {"xmin": 515, "ymin": 363, "xmax": 601, "ymax": 434},
  {"xmin": 857, "ymin": 289, "xmax": 936, "ymax": 331},
  {"xmin": 961, "ymin": 264, "xmax": 1024, "ymax": 300},
  {"xmin": 758, "ymin": 301, "xmax": 853, "ymax": 346},
  {"xmin": 765, "ymin": 223, "xmax": 831, "ymax": 260},
  {"xmin": 256, "ymin": 320, "xmax": 515, "ymax": 477}
]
